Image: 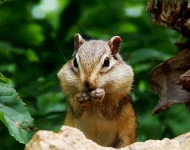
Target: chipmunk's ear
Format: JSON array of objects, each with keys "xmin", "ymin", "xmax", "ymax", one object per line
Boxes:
[
  {"xmin": 108, "ymin": 36, "xmax": 122, "ymax": 55},
  {"xmin": 74, "ymin": 33, "xmax": 85, "ymax": 51},
  {"xmin": 73, "ymin": 33, "xmax": 85, "ymax": 57}
]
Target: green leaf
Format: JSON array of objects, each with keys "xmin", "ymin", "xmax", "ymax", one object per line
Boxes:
[
  {"xmin": 0, "ymin": 82, "xmax": 35, "ymax": 144},
  {"xmin": 0, "ymin": 72, "xmax": 10, "ymax": 83}
]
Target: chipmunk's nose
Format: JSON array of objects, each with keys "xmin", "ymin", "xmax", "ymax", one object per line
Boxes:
[
  {"xmin": 83, "ymin": 80, "xmax": 96, "ymax": 91},
  {"xmin": 84, "ymin": 81, "xmax": 90, "ymax": 88}
]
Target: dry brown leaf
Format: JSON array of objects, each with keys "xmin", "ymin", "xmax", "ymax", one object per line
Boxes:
[
  {"xmin": 149, "ymin": 49, "xmax": 190, "ymax": 114},
  {"xmin": 177, "ymin": 69, "xmax": 190, "ymax": 92}
]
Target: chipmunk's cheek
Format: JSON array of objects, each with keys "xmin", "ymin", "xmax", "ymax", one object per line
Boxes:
[
  {"xmin": 78, "ymin": 83, "xmax": 87, "ymax": 92},
  {"xmin": 95, "ymin": 78, "xmax": 106, "ymax": 94},
  {"xmin": 95, "ymin": 77, "xmax": 102, "ymax": 88}
]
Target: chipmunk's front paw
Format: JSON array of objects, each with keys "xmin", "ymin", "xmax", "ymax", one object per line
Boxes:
[
  {"xmin": 90, "ymin": 88, "xmax": 105, "ymax": 100},
  {"xmin": 75, "ymin": 88, "xmax": 105, "ymax": 103},
  {"xmin": 75, "ymin": 93, "xmax": 91, "ymax": 103}
]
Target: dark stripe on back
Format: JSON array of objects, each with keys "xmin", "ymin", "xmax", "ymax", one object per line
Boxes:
[
  {"xmin": 116, "ymin": 95, "xmax": 132, "ymax": 117},
  {"xmin": 110, "ymin": 132, "xmax": 123, "ymax": 148}
]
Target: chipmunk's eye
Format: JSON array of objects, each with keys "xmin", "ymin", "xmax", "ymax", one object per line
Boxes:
[
  {"xmin": 103, "ymin": 57, "xmax": 109, "ymax": 67},
  {"xmin": 73, "ymin": 57, "xmax": 78, "ymax": 68}
]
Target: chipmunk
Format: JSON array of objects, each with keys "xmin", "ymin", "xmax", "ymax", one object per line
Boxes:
[{"xmin": 57, "ymin": 34, "xmax": 136, "ymax": 148}]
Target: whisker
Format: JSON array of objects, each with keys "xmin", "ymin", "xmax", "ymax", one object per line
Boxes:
[
  {"xmin": 58, "ymin": 47, "xmax": 68, "ymax": 62},
  {"xmin": 47, "ymin": 60, "xmax": 62, "ymax": 69}
]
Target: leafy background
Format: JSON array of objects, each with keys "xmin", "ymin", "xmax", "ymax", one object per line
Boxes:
[{"xmin": 0, "ymin": 0, "xmax": 190, "ymax": 149}]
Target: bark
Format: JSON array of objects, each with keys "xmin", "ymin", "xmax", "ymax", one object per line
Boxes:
[{"xmin": 147, "ymin": 0, "xmax": 190, "ymax": 38}]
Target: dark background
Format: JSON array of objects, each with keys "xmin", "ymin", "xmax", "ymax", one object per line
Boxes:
[{"xmin": 0, "ymin": 0, "xmax": 190, "ymax": 149}]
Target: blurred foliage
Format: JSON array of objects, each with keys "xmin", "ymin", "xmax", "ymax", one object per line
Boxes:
[{"xmin": 0, "ymin": 0, "xmax": 190, "ymax": 149}]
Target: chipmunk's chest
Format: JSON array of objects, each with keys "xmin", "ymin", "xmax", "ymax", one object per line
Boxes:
[{"xmin": 75, "ymin": 106, "xmax": 118, "ymax": 146}]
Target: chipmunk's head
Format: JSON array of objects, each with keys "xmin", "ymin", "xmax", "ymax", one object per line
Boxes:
[
  {"xmin": 71, "ymin": 34, "xmax": 124, "ymax": 91},
  {"xmin": 58, "ymin": 34, "xmax": 133, "ymax": 97}
]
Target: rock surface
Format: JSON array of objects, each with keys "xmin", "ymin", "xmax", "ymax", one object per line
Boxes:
[{"xmin": 25, "ymin": 126, "xmax": 190, "ymax": 150}]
